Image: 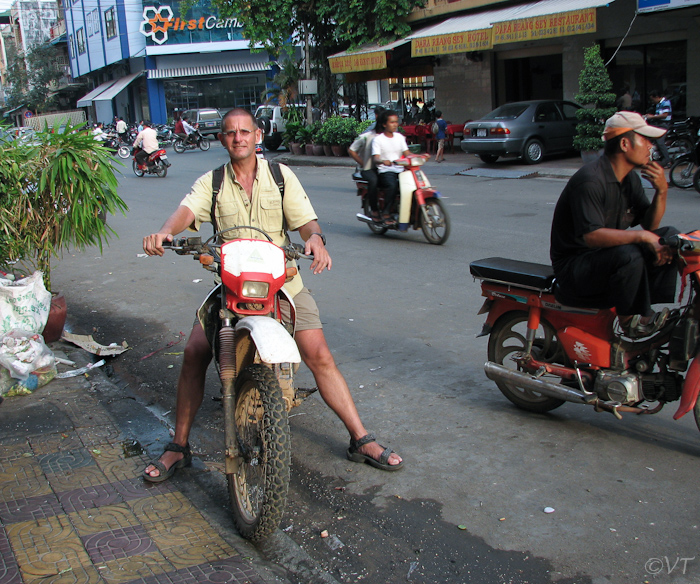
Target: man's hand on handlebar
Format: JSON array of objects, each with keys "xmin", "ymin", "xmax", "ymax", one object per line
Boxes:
[
  {"xmin": 643, "ymin": 231, "xmax": 674, "ymax": 266},
  {"xmin": 143, "ymin": 232, "xmax": 174, "ymax": 256},
  {"xmin": 305, "ymin": 236, "xmax": 331, "ymax": 275}
]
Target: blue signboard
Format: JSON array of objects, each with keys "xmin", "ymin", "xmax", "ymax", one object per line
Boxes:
[{"xmin": 638, "ymin": 0, "xmax": 700, "ymax": 12}]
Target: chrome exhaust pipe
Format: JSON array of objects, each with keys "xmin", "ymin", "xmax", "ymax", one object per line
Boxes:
[
  {"xmin": 484, "ymin": 362, "xmax": 588, "ymax": 404},
  {"xmin": 356, "ymin": 213, "xmax": 372, "ymax": 224}
]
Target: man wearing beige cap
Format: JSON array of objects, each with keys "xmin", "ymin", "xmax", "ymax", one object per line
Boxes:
[{"xmin": 550, "ymin": 111, "xmax": 677, "ymax": 338}]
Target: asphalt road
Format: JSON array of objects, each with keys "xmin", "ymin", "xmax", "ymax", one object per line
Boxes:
[{"xmin": 50, "ymin": 146, "xmax": 700, "ymax": 584}]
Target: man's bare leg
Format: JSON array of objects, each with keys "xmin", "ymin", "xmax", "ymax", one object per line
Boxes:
[
  {"xmin": 295, "ymin": 328, "xmax": 402, "ymax": 466},
  {"xmin": 144, "ymin": 324, "xmax": 211, "ymax": 479}
]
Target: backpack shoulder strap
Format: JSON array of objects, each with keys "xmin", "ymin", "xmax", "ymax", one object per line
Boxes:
[
  {"xmin": 210, "ymin": 164, "xmax": 226, "ymax": 234},
  {"xmin": 269, "ymin": 161, "xmax": 285, "ymax": 200}
]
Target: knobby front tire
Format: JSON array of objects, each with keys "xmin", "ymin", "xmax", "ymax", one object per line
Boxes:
[{"xmin": 228, "ymin": 364, "xmax": 290, "ymax": 542}]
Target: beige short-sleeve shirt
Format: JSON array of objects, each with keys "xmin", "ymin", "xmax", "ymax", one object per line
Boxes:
[{"xmin": 180, "ymin": 159, "xmax": 317, "ymax": 297}]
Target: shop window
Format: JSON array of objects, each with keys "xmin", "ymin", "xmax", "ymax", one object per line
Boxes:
[
  {"xmin": 76, "ymin": 27, "xmax": 85, "ymax": 54},
  {"xmin": 104, "ymin": 7, "xmax": 117, "ymax": 40}
]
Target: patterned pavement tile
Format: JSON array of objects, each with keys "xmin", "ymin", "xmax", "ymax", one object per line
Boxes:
[
  {"xmin": 30, "ymin": 431, "xmax": 84, "ymax": 456},
  {"xmin": 69, "ymin": 503, "xmax": 141, "ymax": 537},
  {"xmin": 6, "ymin": 515, "xmax": 92, "ymax": 580},
  {"xmin": 0, "ymin": 493, "xmax": 63, "ymax": 525},
  {"xmin": 78, "ymin": 425, "xmax": 123, "ymax": 449},
  {"xmin": 0, "ymin": 441, "xmax": 33, "ymax": 462},
  {"xmin": 0, "ymin": 467, "xmax": 53, "ymax": 504},
  {"xmin": 145, "ymin": 513, "xmax": 236, "ymax": 569},
  {"xmin": 0, "ymin": 455, "xmax": 43, "ymax": 486},
  {"xmin": 57, "ymin": 484, "xmax": 124, "ymax": 514},
  {"xmin": 92, "ymin": 445, "xmax": 148, "ymax": 483},
  {"xmin": 83, "ymin": 525, "xmax": 158, "ymax": 564},
  {"xmin": 23, "ymin": 564, "xmax": 106, "ymax": 584},
  {"xmin": 0, "ymin": 525, "xmax": 22, "ymax": 584},
  {"xmin": 39, "ymin": 449, "xmax": 97, "ymax": 475},
  {"xmin": 127, "ymin": 493, "xmax": 195, "ymax": 524},
  {"xmin": 47, "ymin": 465, "xmax": 111, "ymax": 494},
  {"xmin": 134, "ymin": 557, "xmax": 268, "ymax": 584},
  {"xmin": 92, "ymin": 553, "xmax": 172, "ymax": 584},
  {"xmin": 62, "ymin": 401, "xmax": 114, "ymax": 431},
  {"xmin": 112, "ymin": 477, "xmax": 174, "ymax": 502}
]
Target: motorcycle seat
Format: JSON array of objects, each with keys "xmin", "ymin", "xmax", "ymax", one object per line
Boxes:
[{"xmin": 469, "ymin": 257, "xmax": 554, "ymax": 291}]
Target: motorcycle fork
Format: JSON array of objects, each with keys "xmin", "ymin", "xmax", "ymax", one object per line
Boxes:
[
  {"xmin": 524, "ymin": 306, "xmax": 542, "ymax": 354},
  {"xmin": 219, "ymin": 312, "xmax": 240, "ymax": 473}
]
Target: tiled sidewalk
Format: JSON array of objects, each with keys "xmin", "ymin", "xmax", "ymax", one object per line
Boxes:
[{"xmin": 0, "ymin": 361, "xmax": 270, "ymax": 584}]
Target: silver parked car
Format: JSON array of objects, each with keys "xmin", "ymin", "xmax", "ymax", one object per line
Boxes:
[{"xmin": 460, "ymin": 100, "xmax": 581, "ymax": 164}]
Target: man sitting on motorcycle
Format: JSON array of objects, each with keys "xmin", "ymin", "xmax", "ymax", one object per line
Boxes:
[
  {"xmin": 550, "ymin": 111, "xmax": 677, "ymax": 339},
  {"xmin": 173, "ymin": 116, "xmax": 186, "ymax": 141},
  {"xmin": 371, "ymin": 109, "xmax": 410, "ymax": 225},
  {"xmin": 141, "ymin": 108, "xmax": 403, "ymax": 482},
  {"xmin": 182, "ymin": 117, "xmax": 197, "ymax": 145},
  {"xmin": 349, "ymin": 106, "xmax": 384, "ymax": 222},
  {"xmin": 133, "ymin": 120, "xmax": 159, "ymax": 167}
]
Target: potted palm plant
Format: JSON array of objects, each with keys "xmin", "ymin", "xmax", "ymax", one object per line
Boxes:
[
  {"xmin": 0, "ymin": 121, "xmax": 128, "ymax": 341},
  {"xmin": 282, "ymin": 120, "xmax": 303, "ymax": 155},
  {"xmin": 295, "ymin": 125, "xmax": 315, "ymax": 156},
  {"xmin": 310, "ymin": 121, "xmax": 325, "ymax": 156},
  {"xmin": 573, "ymin": 44, "xmax": 617, "ymax": 163}
]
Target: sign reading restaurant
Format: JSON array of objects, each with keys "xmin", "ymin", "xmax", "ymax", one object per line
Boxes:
[
  {"xmin": 329, "ymin": 51, "xmax": 388, "ymax": 74},
  {"xmin": 140, "ymin": 2, "xmax": 245, "ymax": 45}
]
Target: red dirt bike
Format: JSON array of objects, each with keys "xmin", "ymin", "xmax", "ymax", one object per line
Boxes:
[
  {"xmin": 470, "ymin": 231, "xmax": 700, "ymax": 431},
  {"xmin": 354, "ymin": 154, "xmax": 450, "ymax": 244},
  {"xmin": 132, "ymin": 147, "xmax": 170, "ymax": 178},
  {"xmin": 164, "ymin": 227, "xmax": 315, "ymax": 542}
]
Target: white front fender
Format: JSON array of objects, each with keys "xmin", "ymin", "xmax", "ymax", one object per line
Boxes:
[{"xmin": 235, "ymin": 316, "xmax": 301, "ymax": 364}]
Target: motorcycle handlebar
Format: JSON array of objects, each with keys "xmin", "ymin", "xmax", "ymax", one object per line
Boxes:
[{"xmin": 659, "ymin": 234, "xmax": 700, "ymax": 253}]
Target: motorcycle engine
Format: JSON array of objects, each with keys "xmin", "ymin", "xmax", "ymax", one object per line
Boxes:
[{"xmin": 594, "ymin": 371, "xmax": 641, "ymax": 403}]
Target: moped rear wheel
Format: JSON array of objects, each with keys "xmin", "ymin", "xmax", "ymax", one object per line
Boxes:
[
  {"xmin": 199, "ymin": 137, "xmax": 211, "ymax": 151},
  {"xmin": 364, "ymin": 199, "xmax": 387, "ymax": 235},
  {"xmin": 487, "ymin": 311, "xmax": 567, "ymax": 413},
  {"xmin": 420, "ymin": 198, "xmax": 450, "ymax": 245},
  {"xmin": 173, "ymin": 139, "xmax": 185, "ymax": 153},
  {"xmin": 228, "ymin": 364, "xmax": 290, "ymax": 542},
  {"xmin": 694, "ymin": 167, "xmax": 700, "ymax": 194},
  {"xmin": 694, "ymin": 399, "xmax": 700, "ymax": 433},
  {"xmin": 155, "ymin": 161, "xmax": 167, "ymax": 178}
]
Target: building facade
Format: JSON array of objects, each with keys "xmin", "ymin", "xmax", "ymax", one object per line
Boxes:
[
  {"xmin": 330, "ymin": 0, "xmax": 700, "ymax": 125},
  {"xmin": 66, "ymin": 0, "xmax": 276, "ymax": 124}
]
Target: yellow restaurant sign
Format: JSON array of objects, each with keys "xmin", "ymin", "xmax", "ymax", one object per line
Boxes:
[
  {"xmin": 411, "ymin": 29, "xmax": 492, "ymax": 57},
  {"xmin": 329, "ymin": 51, "xmax": 388, "ymax": 74},
  {"xmin": 492, "ymin": 8, "xmax": 596, "ymax": 44}
]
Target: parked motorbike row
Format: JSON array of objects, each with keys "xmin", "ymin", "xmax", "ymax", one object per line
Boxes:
[{"xmin": 668, "ymin": 119, "xmax": 700, "ymax": 192}]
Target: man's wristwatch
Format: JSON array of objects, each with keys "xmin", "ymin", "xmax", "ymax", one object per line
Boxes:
[{"xmin": 310, "ymin": 232, "xmax": 326, "ymax": 246}]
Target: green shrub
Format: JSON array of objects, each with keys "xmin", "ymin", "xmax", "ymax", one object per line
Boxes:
[{"xmin": 573, "ymin": 44, "xmax": 617, "ymax": 152}]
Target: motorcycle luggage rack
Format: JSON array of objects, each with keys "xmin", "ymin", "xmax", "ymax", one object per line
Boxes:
[{"xmin": 469, "ymin": 257, "xmax": 555, "ymax": 293}]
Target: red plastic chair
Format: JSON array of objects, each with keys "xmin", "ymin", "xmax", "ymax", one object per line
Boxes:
[
  {"xmin": 414, "ymin": 124, "xmax": 435, "ymax": 153},
  {"xmin": 401, "ymin": 125, "xmax": 418, "ymax": 145},
  {"xmin": 446, "ymin": 124, "xmax": 464, "ymax": 153}
]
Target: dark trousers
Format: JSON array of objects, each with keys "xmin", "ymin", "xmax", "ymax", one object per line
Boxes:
[
  {"xmin": 378, "ymin": 171, "xmax": 399, "ymax": 215},
  {"xmin": 554, "ymin": 226, "xmax": 678, "ymax": 316},
  {"xmin": 361, "ymin": 169, "xmax": 379, "ymax": 212},
  {"xmin": 655, "ymin": 138, "xmax": 671, "ymax": 166},
  {"xmin": 135, "ymin": 149, "xmax": 151, "ymax": 166}
]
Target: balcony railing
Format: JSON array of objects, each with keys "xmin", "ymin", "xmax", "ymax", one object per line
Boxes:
[{"xmin": 50, "ymin": 20, "xmax": 66, "ymax": 40}]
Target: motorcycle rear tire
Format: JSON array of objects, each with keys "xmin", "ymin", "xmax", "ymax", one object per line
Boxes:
[
  {"xmin": 488, "ymin": 311, "xmax": 566, "ymax": 413},
  {"xmin": 363, "ymin": 199, "xmax": 388, "ymax": 235},
  {"xmin": 117, "ymin": 145, "xmax": 131, "ymax": 159},
  {"xmin": 228, "ymin": 364, "xmax": 290, "ymax": 542},
  {"xmin": 173, "ymin": 139, "xmax": 185, "ymax": 153},
  {"xmin": 669, "ymin": 157, "xmax": 696, "ymax": 189},
  {"xmin": 420, "ymin": 198, "xmax": 450, "ymax": 245},
  {"xmin": 155, "ymin": 161, "xmax": 167, "ymax": 178},
  {"xmin": 694, "ymin": 167, "xmax": 700, "ymax": 194},
  {"xmin": 132, "ymin": 160, "xmax": 145, "ymax": 177},
  {"xmin": 694, "ymin": 398, "xmax": 700, "ymax": 433},
  {"xmin": 199, "ymin": 138, "xmax": 211, "ymax": 151}
]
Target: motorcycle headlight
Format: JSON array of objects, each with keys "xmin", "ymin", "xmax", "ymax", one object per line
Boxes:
[{"xmin": 242, "ymin": 281, "xmax": 269, "ymax": 298}]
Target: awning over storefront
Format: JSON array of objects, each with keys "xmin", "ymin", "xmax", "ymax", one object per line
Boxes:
[
  {"xmin": 328, "ymin": 38, "xmax": 411, "ymax": 75},
  {"xmin": 408, "ymin": 0, "xmax": 615, "ymax": 56},
  {"xmin": 92, "ymin": 72, "xmax": 143, "ymax": 102},
  {"xmin": 77, "ymin": 80, "xmax": 117, "ymax": 107},
  {"xmin": 147, "ymin": 62, "xmax": 269, "ymax": 79}
]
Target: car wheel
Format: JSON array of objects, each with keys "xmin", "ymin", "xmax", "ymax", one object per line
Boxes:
[
  {"xmin": 522, "ymin": 139, "xmax": 544, "ymax": 164},
  {"xmin": 479, "ymin": 154, "xmax": 499, "ymax": 164}
]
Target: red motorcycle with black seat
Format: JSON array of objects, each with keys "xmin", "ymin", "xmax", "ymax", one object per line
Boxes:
[
  {"xmin": 470, "ymin": 231, "xmax": 700, "ymax": 431},
  {"xmin": 132, "ymin": 147, "xmax": 170, "ymax": 178}
]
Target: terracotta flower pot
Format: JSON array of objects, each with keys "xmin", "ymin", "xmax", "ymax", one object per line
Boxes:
[
  {"xmin": 312, "ymin": 144, "xmax": 325, "ymax": 156},
  {"xmin": 331, "ymin": 145, "xmax": 344, "ymax": 157},
  {"xmin": 290, "ymin": 143, "xmax": 303, "ymax": 155},
  {"xmin": 323, "ymin": 145, "xmax": 333, "ymax": 157},
  {"xmin": 42, "ymin": 292, "xmax": 67, "ymax": 343},
  {"xmin": 305, "ymin": 144, "xmax": 315, "ymax": 156}
]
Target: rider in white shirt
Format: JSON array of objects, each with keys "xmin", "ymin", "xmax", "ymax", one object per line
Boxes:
[
  {"xmin": 371, "ymin": 110, "xmax": 410, "ymax": 224},
  {"xmin": 133, "ymin": 121, "xmax": 159, "ymax": 166}
]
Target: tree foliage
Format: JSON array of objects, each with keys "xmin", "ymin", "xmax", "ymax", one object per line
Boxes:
[
  {"xmin": 6, "ymin": 43, "xmax": 64, "ymax": 113},
  {"xmin": 573, "ymin": 44, "xmax": 617, "ymax": 152}
]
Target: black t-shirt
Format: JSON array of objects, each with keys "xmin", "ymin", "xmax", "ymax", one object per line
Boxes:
[{"xmin": 550, "ymin": 156, "xmax": 650, "ymax": 272}]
